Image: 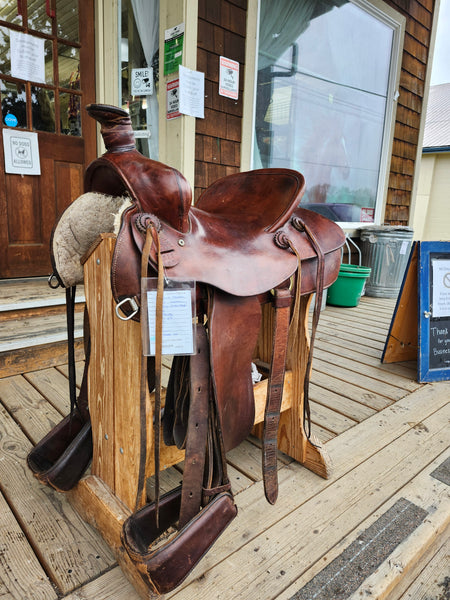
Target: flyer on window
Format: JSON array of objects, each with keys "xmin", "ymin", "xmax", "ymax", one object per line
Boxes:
[{"xmin": 10, "ymin": 30, "xmax": 45, "ymax": 83}]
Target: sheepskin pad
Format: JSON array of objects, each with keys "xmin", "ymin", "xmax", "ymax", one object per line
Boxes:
[{"xmin": 51, "ymin": 192, "xmax": 131, "ymax": 288}]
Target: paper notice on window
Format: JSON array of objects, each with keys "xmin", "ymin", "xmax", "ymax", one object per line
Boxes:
[
  {"xmin": 10, "ymin": 30, "xmax": 45, "ymax": 83},
  {"xmin": 146, "ymin": 288, "xmax": 194, "ymax": 355},
  {"xmin": 131, "ymin": 67, "xmax": 153, "ymax": 96},
  {"xmin": 179, "ymin": 65, "xmax": 204, "ymax": 119},
  {"xmin": 432, "ymin": 259, "xmax": 450, "ymax": 318}
]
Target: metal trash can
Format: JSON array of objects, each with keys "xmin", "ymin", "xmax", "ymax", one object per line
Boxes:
[{"xmin": 359, "ymin": 226, "xmax": 414, "ymax": 298}]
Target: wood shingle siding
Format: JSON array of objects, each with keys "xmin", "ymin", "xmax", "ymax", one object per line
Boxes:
[
  {"xmin": 385, "ymin": 0, "xmax": 435, "ymax": 225},
  {"xmin": 195, "ymin": 0, "xmax": 247, "ymax": 202}
]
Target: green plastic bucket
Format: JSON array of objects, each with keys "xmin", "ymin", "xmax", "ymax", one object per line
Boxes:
[{"xmin": 327, "ymin": 264, "xmax": 371, "ymax": 307}]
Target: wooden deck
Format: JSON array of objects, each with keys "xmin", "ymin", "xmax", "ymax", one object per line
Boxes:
[{"xmin": 0, "ymin": 296, "xmax": 448, "ymax": 600}]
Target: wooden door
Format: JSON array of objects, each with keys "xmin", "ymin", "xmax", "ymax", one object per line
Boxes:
[{"xmin": 0, "ymin": 0, "xmax": 96, "ymax": 278}]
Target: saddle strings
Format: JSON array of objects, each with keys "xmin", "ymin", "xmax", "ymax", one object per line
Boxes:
[
  {"xmin": 135, "ymin": 222, "xmax": 164, "ymax": 527},
  {"xmin": 285, "ymin": 217, "xmax": 325, "ymax": 441},
  {"xmin": 291, "ymin": 218, "xmax": 326, "ymax": 439},
  {"xmin": 66, "ymin": 286, "xmax": 78, "ymax": 431},
  {"xmin": 284, "ymin": 239, "xmax": 312, "ymax": 439}
]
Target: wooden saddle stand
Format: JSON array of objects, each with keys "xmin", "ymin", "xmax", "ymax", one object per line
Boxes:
[{"xmin": 27, "ymin": 105, "xmax": 345, "ymax": 598}]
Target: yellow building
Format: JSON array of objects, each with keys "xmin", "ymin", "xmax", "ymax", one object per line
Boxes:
[{"xmin": 413, "ymin": 82, "xmax": 450, "ymax": 240}]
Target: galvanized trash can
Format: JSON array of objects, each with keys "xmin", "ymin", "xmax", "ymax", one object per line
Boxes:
[{"xmin": 360, "ymin": 226, "xmax": 414, "ymax": 298}]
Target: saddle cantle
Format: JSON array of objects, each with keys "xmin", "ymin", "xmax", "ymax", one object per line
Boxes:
[{"xmin": 28, "ymin": 103, "xmax": 345, "ymax": 595}]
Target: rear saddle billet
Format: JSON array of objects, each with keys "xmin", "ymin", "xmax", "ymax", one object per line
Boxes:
[{"xmin": 27, "ymin": 104, "xmax": 345, "ymax": 595}]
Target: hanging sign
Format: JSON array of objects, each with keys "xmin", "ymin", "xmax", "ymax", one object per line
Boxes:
[
  {"xmin": 10, "ymin": 30, "xmax": 45, "ymax": 83},
  {"xmin": 219, "ymin": 56, "xmax": 239, "ymax": 100},
  {"xmin": 131, "ymin": 67, "xmax": 153, "ymax": 96},
  {"xmin": 2, "ymin": 129, "xmax": 41, "ymax": 175},
  {"xmin": 166, "ymin": 78, "xmax": 181, "ymax": 119},
  {"xmin": 164, "ymin": 23, "xmax": 184, "ymax": 75},
  {"xmin": 179, "ymin": 65, "xmax": 204, "ymax": 119}
]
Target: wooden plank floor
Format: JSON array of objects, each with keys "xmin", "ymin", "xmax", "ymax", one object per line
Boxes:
[{"xmin": 0, "ymin": 297, "xmax": 448, "ymax": 600}]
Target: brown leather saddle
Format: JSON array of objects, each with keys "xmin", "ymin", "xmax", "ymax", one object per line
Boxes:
[{"xmin": 27, "ymin": 104, "xmax": 345, "ymax": 594}]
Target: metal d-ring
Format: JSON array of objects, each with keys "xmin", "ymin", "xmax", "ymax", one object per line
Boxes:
[
  {"xmin": 48, "ymin": 273, "xmax": 61, "ymax": 289},
  {"xmin": 115, "ymin": 297, "xmax": 139, "ymax": 320},
  {"xmin": 270, "ymin": 276, "xmax": 294, "ymax": 296}
]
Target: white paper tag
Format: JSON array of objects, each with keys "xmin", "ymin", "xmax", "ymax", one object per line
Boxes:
[{"xmin": 142, "ymin": 279, "xmax": 196, "ymax": 356}]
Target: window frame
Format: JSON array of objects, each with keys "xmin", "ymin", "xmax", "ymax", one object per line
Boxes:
[{"xmin": 242, "ymin": 0, "xmax": 406, "ymax": 231}]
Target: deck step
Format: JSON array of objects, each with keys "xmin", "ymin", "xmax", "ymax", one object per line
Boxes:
[{"xmin": 0, "ymin": 277, "xmax": 85, "ymax": 377}]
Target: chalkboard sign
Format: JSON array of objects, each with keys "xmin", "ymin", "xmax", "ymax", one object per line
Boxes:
[{"xmin": 418, "ymin": 241, "xmax": 450, "ymax": 382}]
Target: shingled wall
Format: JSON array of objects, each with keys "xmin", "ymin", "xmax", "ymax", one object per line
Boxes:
[
  {"xmin": 194, "ymin": 0, "xmax": 247, "ymax": 202},
  {"xmin": 385, "ymin": 0, "xmax": 435, "ymax": 225},
  {"xmin": 195, "ymin": 0, "xmax": 436, "ymax": 226}
]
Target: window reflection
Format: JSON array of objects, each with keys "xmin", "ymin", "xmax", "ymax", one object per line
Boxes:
[
  {"xmin": 0, "ymin": 1, "xmax": 22, "ymax": 25},
  {"xmin": 28, "ymin": 3, "xmax": 53, "ymax": 35},
  {"xmin": 0, "ymin": 27, "xmax": 11, "ymax": 75},
  {"xmin": 58, "ymin": 45, "xmax": 80, "ymax": 88},
  {"xmin": 31, "ymin": 86, "xmax": 55, "ymax": 132},
  {"xmin": 56, "ymin": 0, "xmax": 79, "ymax": 42},
  {"xmin": 45, "ymin": 40, "xmax": 54, "ymax": 85},
  {"xmin": 60, "ymin": 92, "xmax": 81, "ymax": 136},
  {"xmin": 1, "ymin": 81, "xmax": 27, "ymax": 128}
]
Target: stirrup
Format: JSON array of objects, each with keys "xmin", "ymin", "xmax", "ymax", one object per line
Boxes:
[
  {"xmin": 121, "ymin": 487, "xmax": 237, "ymax": 594},
  {"xmin": 27, "ymin": 412, "xmax": 92, "ymax": 492}
]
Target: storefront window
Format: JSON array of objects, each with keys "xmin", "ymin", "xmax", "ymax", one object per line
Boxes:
[
  {"xmin": 120, "ymin": 0, "xmax": 159, "ymax": 159},
  {"xmin": 254, "ymin": 0, "xmax": 400, "ymax": 224},
  {"xmin": 28, "ymin": 2, "xmax": 53, "ymax": 35},
  {"xmin": 0, "ymin": 2, "xmax": 82, "ymax": 136}
]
